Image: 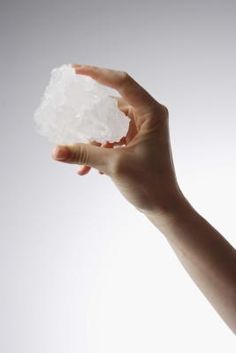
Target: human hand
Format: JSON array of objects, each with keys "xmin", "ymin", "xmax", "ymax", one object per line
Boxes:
[{"xmin": 52, "ymin": 65, "xmax": 182, "ymax": 213}]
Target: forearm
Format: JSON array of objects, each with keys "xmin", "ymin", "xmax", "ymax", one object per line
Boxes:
[{"xmin": 144, "ymin": 192, "xmax": 236, "ymax": 334}]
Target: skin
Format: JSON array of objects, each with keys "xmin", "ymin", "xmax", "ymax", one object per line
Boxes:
[{"xmin": 52, "ymin": 64, "xmax": 236, "ymax": 334}]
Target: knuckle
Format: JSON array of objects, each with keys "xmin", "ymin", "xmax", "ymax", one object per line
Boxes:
[
  {"xmin": 119, "ymin": 71, "xmax": 131, "ymax": 86},
  {"xmin": 151, "ymin": 103, "xmax": 169, "ymax": 120},
  {"xmin": 72, "ymin": 144, "xmax": 89, "ymax": 165},
  {"xmin": 121, "ymin": 70, "xmax": 129, "ymax": 79},
  {"xmin": 161, "ymin": 104, "xmax": 169, "ymax": 117}
]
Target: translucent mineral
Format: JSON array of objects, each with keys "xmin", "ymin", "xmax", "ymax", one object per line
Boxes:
[{"xmin": 34, "ymin": 64, "xmax": 129, "ymax": 144}]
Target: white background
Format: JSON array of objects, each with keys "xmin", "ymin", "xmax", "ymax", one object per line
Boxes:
[{"xmin": 0, "ymin": 0, "xmax": 236, "ymax": 351}]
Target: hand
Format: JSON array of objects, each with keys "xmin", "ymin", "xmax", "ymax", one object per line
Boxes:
[{"xmin": 52, "ymin": 65, "xmax": 182, "ymax": 213}]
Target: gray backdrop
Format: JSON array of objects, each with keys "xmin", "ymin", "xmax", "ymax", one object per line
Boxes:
[{"xmin": 1, "ymin": 0, "xmax": 236, "ymax": 352}]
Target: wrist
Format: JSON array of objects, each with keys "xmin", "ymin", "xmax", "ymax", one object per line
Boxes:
[{"xmin": 140, "ymin": 188, "xmax": 193, "ymax": 228}]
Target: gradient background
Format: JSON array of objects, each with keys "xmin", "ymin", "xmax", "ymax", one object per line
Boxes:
[{"xmin": 1, "ymin": 0, "xmax": 236, "ymax": 351}]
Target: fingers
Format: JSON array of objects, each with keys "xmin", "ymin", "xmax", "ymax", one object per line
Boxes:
[
  {"xmin": 72, "ymin": 64, "xmax": 158, "ymax": 114},
  {"xmin": 77, "ymin": 141, "xmax": 101, "ymax": 175},
  {"xmin": 77, "ymin": 165, "xmax": 91, "ymax": 176},
  {"xmin": 77, "ymin": 141, "xmax": 114, "ymax": 176},
  {"xmin": 115, "ymin": 97, "xmax": 136, "ymax": 122},
  {"xmin": 125, "ymin": 118, "xmax": 138, "ymax": 144},
  {"xmin": 99, "ymin": 141, "xmax": 115, "ymax": 175},
  {"xmin": 52, "ymin": 142, "xmax": 114, "ymax": 175}
]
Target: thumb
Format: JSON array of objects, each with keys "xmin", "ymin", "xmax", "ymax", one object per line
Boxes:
[{"xmin": 52, "ymin": 143, "xmax": 113, "ymax": 174}]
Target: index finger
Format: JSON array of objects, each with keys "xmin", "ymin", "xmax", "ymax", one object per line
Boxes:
[{"xmin": 72, "ymin": 64, "xmax": 158, "ymax": 114}]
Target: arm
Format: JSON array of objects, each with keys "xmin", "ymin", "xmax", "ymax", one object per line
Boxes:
[
  {"xmin": 145, "ymin": 192, "xmax": 236, "ymax": 333},
  {"xmin": 52, "ymin": 64, "xmax": 236, "ymax": 334}
]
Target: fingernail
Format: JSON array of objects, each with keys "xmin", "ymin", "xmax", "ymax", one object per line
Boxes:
[{"xmin": 52, "ymin": 146, "xmax": 70, "ymax": 160}]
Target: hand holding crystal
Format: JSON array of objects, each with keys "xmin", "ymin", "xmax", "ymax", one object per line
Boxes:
[{"xmin": 52, "ymin": 65, "xmax": 181, "ymax": 213}]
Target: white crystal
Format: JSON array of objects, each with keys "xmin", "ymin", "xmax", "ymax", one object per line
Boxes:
[{"xmin": 34, "ymin": 64, "xmax": 129, "ymax": 144}]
